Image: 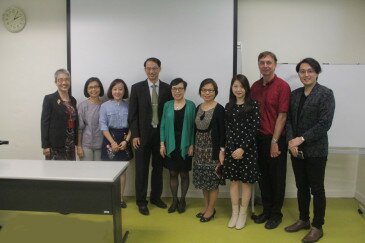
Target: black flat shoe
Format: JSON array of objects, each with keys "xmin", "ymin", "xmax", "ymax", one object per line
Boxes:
[
  {"xmin": 200, "ymin": 209, "xmax": 216, "ymax": 223},
  {"xmin": 265, "ymin": 217, "xmax": 282, "ymax": 229},
  {"xmin": 150, "ymin": 198, "xmax": 167, "ymax": 209},
  {"xmin": 168, "ymin": 198, "xmax": 179, "ymax": 213},
  {"xmin": 177, "ymin": 199, "xmax": 186, "ymax": 213},
  {"xmin": 254, "ymin": 213, "xmax": 270, "ymax": 224}
]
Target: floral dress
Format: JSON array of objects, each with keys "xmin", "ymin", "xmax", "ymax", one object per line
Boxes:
[{"xmin": 193, "ymin": 107, "xmax": 224, "ymax": 190}]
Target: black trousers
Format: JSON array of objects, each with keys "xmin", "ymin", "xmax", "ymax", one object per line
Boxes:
[
  {"xmin": 257, "ymin": 135, "xmax": 287, "ymax": 219},
  {"xmin": 291, "ymin": 156, "xmax": 327, "ymax": 229},
  {"xmin": 135, "ymin": 127, "xmax": 164, "ymax": 206}
]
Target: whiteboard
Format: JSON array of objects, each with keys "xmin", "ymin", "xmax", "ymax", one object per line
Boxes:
[
  {"xmin": 276, "ymin": 63, "xmax": 365, "ymax": 148},
  {"xmin": 70, "ymin": 0, "xmax": 234, "ymax": 106}
]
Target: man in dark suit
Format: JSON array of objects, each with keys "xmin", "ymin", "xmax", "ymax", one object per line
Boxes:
[
  {"xmin": 285, "ymin": 58, "xmax": 335, "ymax": 243},
  {"xmin": 128, "ymin": 57, "xmax": 172, "ymax": 215}
]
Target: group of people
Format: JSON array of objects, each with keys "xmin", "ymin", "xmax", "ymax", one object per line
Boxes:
[
  {"xmin": 41, "ymin": 52, "xmax": 335, "ymax": 243},
  {"xmin": 41, "ymin": 72, "xmax": 131, "ymax": 207}
]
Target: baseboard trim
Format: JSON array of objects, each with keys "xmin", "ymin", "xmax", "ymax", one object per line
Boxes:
[
  {"xmin": 355, "ymin": 191, "xmax": 365, "ymax": 205},
  {"xmin": 125, "ymin": 190, "xmax": 357, "ymax": 199}
]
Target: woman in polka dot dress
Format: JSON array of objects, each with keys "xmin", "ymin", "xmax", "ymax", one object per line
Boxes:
[{"xmin": 222, "ymin": 74, "xmax": 260, "ymax": 229}]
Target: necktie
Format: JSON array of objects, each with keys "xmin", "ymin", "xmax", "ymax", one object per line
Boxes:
[{"xmin": 151, "ymin": 84, "xmax": 159, "ymax": 127}]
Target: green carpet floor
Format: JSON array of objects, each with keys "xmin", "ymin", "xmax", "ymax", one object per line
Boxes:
[{"xmin": 0, "ymin": 198, "xmax": 364, "ymax": 243}]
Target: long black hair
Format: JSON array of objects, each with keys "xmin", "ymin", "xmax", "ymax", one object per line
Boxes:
[{"xmin": 226, "ymin": 74, "xmax": 254, "ymax": 120}]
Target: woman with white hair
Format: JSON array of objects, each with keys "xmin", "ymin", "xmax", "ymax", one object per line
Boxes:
[{"xmin": 41, "ymin": 69, "xmax": 78, "ymax": 160}]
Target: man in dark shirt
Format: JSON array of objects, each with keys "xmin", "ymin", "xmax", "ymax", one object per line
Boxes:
[{"xmin": 251, "ymin": 51, "xmax": 291, "ymax": 229}]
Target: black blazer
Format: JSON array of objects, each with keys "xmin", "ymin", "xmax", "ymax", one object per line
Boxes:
[
  {"xmin": 41, "ymin": 91, "xmax": 78, "ymax": 148},
  {"xmin": 128, "ymin": 80, "xmax": 172, "ymax": 145},
  {"xmin": 196, "ymin": 103, "xmax": 225, "ymax": 160},
  {"xmin": 286, "ymin": 83, "xmax": 335, "ymax": 157}
]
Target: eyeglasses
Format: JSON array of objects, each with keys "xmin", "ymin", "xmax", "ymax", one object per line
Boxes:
[
  {"xmin": 171, "ymin": 87, "xmax": 184, "ymax": 92},
  {"xmin": 299, "ymin": 69, "xmax": 315, "ymax": 75},
  {"xmin": 57, "ymin": 78, "xmax": 70, "ymax": 83},
  {"xmin": 88, "ymin": 85, "xmax": 100, "ymax": 90},
  {"xmin": 145, "ymin": 67, "xmax": 159, "ymax": 72},
  {"xmin": 201, "ymin": 89, "xmax": 215, "ymax": 94}
]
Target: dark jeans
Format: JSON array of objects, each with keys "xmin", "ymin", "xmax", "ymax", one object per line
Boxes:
[
  {"xmin": 291, "ymin": 156, "xmax": 327, "ymax": 229},
  {"xmin": 135, "ymin": 127, "xmax": 164, "ymax": 206},
  {"xmin": 257, "ymin": 135, "xmax": 287, "ymax": 219}
]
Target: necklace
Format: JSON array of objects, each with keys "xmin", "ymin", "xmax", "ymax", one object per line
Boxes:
[
  {"xmin": 89, "ymin": 97, "xmax": 101, "ymax": 104},
  {"xmin": 174, "ymin": 100, "xmax": 185, "ymax": 110}
]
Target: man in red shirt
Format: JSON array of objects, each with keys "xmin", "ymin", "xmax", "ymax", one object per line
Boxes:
[{"xmin": 251, "ymin": 51, "xmax": 291, "ymax": 229}]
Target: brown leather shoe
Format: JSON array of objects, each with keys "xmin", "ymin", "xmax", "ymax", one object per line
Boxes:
[
  {"xmin": 285, "ymin": 220, "xmax": 310, "ymax": 232},
  {"xmin": 302, "ymin": 227, "xmax": 323, "ymax": 243}
]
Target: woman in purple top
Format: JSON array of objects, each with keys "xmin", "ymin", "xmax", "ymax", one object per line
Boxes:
[{"xmin": 77, "ymin": 77, "xmax": 105, "ymax": 161}]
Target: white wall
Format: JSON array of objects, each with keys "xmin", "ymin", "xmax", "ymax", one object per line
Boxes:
[
  {"xmin": 285, "ymin": 151, "xmax": 359, "ymax": 198},
  {"xmin": 0, "ymin": 0, "xmax": 67, "ymax": 160},
  {"xmin": 238, "ymin": 0, "xmax": 365, "ymax": 82}
]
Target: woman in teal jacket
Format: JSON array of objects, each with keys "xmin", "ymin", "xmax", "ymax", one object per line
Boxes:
[{"xmin": 160, "ymin": 78, "xmax": 196, "ymax": 214}]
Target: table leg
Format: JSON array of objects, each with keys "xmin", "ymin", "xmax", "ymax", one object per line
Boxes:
[{"xmin": 112, "ymin": 176, "xmax": 125, "ymax": 243}]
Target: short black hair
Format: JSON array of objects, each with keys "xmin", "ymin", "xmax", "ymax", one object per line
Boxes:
[
  {"xmin": 258, "ymin": 51, "xmax": 278, "ymax": 63},
  {"xmin": 83, "ymin": 77, "xmax": 104, "ymax": 98},
  {"xmin": 170, "ymin": 78, "xmax": 187, "ymax": 89},
  {"xmin": 199, "ymin": 78, "xmax": 218, "ymax": 97},
  {"xmin": 107, "ymin": 79, "xmax": 129, "ymax": 100},
  {"xmin": 296, "ymin": 57, "xmax": 322, "ymax": 74},
  {"xmin": 144, "ymin": 57, "xmax": 161, "ymax": 67}
]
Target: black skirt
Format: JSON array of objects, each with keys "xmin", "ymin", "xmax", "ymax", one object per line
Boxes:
[
  {"xmin": 165, "ymin": 148, "xmax": 192, "ymax": 171},
  {"xmin": 101, "ymin": 128, "xmax": 132, "ymax": 161}
]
